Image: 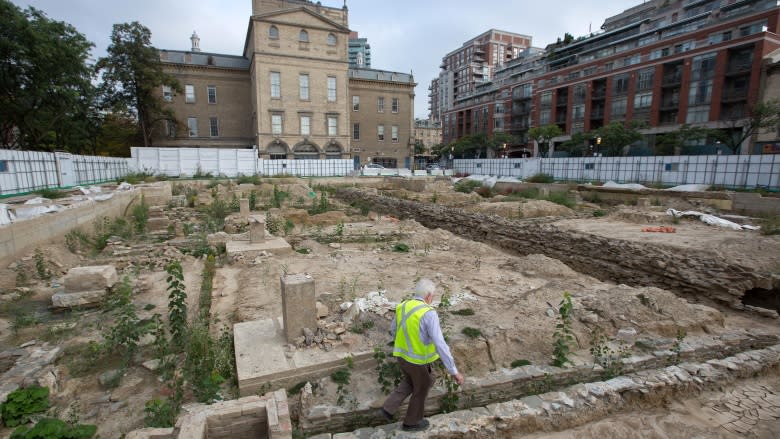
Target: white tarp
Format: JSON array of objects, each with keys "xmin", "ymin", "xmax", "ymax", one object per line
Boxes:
[
  {"xmin": 665, "ymin": 184, "xmax": 710, "ymax": 192},
  {"xmin": 603, "ymin": 181, "xmax": 648, "ymax": 190},
  {"xmin": 666, "ymin": 209, "xmax": 760, "ymax": 231},
  {"xmin": 0, "ymin": 204, "xmax": 15, "ymax": 225}
]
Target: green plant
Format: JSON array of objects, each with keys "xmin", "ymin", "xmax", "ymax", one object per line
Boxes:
[
  {"xmin": 451, "ymin": 308, "xmax": 475, "ymax": 316},
  {"xmin": 1, "ymin": 386, "xmax": 49, "ymax": 427},
  {"xmin": 32, "ymin": 188, "xmax": 66, "ymax": 199},
  {"xmin": 671, "ymin": 328, "xmax": 687, "ymax": 365},
  {"xmin": 166, "ymin": 261, "xmax": 188, "ymax": 351},
  {"xmin": 438, "ymin": 363, "xmax": 460, "ymax": 413},
  {"xmin": 431, "ymin": 193, "xmax": 438, "ymax": 204},
  {"xmin": 265, "ymin": 212, "xmax": 285, "ymax": 236},
  {"xmin": 373, "ymin": 348, "xmax": 402, "ymax": 395},
  {"xmin": 333, "ymin": 222, "xmax": 344, "ymax": 240},
  {"xmin": 331, "ymin": 355, "xmax": 354, "ymax": 406},
  {"xmin": 461, "ymin": 327, "xmax": 482, "ymax": 338},
  {"xmin": 63, "ymin": 342, "xmax": 105, "ymax": 377},
  {"xmin": 308, "ymin": 191, "xmax": 331, "ymax": 215},
  {"xmin": 11, "ymin": 308, "xmax": 40, "ymax": 335},
  {"xmin": 64, "ymin": 230, "xmax": 91, "ymax": 254},
  {"xmin": 15, "ymin": 269, "xmax": 29, "ymax": 287},
  {"xmin": 296, "ymin": 248, "xmax": 311, "ymax": 255},
  {"xmin": 33, "ymin": 248, "xmax": 50, "ymax": 280},
  {"xmin": 453, "ymin": 179, "xmax": 482, "ymax": 193},
  {"xmin": 760, "ymin": 215, "xmax": 780, "ymax": 236},
  {"xmin": 284, "ymin": 219, "xmax": 295, "ymax": 236},
  {"xmin": 236, "ymin": 174, "xmax": 261, "ymax": 185},
  {"xmin": 393, "ymin": 243, "xmax": 409, "ymax": 252},
  {"xmin": 652, "ymin": 197, "xmax": 662, "ymax": 206},
  {"xmin": 526, "ymin": 173, "xmax": 555, "ymax": 183},
  {"xmin": 589, "ymin": 327, "xmax": 631, "ymax": 379},
  {"xmin": 248, "ymin": 190, "xmax": 258, "ymax": 211},
  {"xmin": 104, "ymin": 277, "xmax": 145, "ymax": 364},
  {"xmin": 182, "ymin": 223, "xmax": 194, "ymax": 236},
  {"xmin": 10, "ymin": 418, "xmax": 97, "ymax": 439},
  {"xmin": 593, "ymin": 209, "xmax": 606, "ymax": 217},
  {"xmin": 131, "ymin": 197, "xmax": 149, "ymax": 234},
  {"xmin": 546, "ymin": 192, "xmax": 575, "ymax": 209},
  {"xmin": 551, "ymin": 292, "xmax": 575, "ymax": 368},
  {"xmin": 143, "ymin": 398, "xmax": 177, "ymax": 428},
  {"xmin": 511, "ymin": 359, "xmax": 531, "ymax": 368},
  {"xmin": 272, "ymin": 184, "xmax": 289, "ymax": 208},
  {"xmin": 348, "ymin": 320, "xmax": 374, "ymax": 334}
]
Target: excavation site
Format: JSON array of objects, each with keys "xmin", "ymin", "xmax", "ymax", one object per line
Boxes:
[{"xmin": 0, "ymin": 176, "xmax": 778, "ymax": 438}]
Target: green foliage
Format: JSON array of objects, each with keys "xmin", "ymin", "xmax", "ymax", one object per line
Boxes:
[
  {"xmin": 373, "ymin": 348, "xmax": 402, "ymax": 395},
  {"xmin": 296, "ymin": 248, "xmax": 311, "ymax": 255},
  {"xmin": 308, "ymin": 191, "xmax": 331, "ymax": 215},
  {"xmin": 204, "ymin": 198, "xmax": 229, "ymax": 232},
  {"xmin": 461, "ymin": 327, "xmax": 482, "ymax": 338},
  {"xmin": 451, "ymin": 308, "xmax": 475, "ymax": 316},
  {"xmin": 265, "ymin": 212, "xmax": 285, "ymax": 236},
  {"xmin": 272, "ymin": 184, "xmax": 289, "ymax": 209},
  {"xmin": 511, "ymin": 359, "xmax": 531, "ymax": 368},
  {"xmin": 236, "ymin": 174, "xmax": 261, "ymax": 185},
  {"xmin": 528, "ymin": 125, "xmax": 564, "ymax": 157},
  {"xmin": 551, "ymin": 292, "xmax": 575, "ymax": 368},
  {"xmin": 166, "ymin": 261, "xmax": 188, "ymax": 351},
  {"xmin": 10, "ymin": 418, "xmax": 96, "ymax": 439},
  {"xmin": 130, "ymin": 197, "xmax": 149, "ymax": 235},
  {"xmin": 1, "ymin": 386, "xmax": 49, "ymax": 428},
  {"xmin": 248, "ymin": 190, "xmax": 258, "ymax": 211},
  {"xmin": 760, "ymin": 215, "xmax": 780, "ymax": 236},
  {"xmin": 546, "ymin": 192, "xmax": 575, "ymax": 209},
  {"xmin": 349, "ymin": 200, "xmax": 371, "ymax": 216},
  {"xmin": 33, "ymin": 248, "xmax": 51, "ymax": 280},
  {"xmin": 438, "ymin": 363, "xmax": 460, "ymax": 413},
  {"xmin": 526, "ymin": 173, "xmax": 555, "ymax": 183},
  {"xmin": 348, "ymin": 320, "xmax": 374, "ymax": 334},
  {"xmin": 284, "ymin": 219, "xmax": 295, "ymax": 236},
  {"xmin": 33, "ymin": 188, "xmax": 66, "ymax": 199},
  {"xmin": 589, "ymin": 327, "xmax": 631, "ymax": 379},
  {"xmin": 333, "ymin": 222, "xmax": 344, "ymax": 240},
  {"xmin": 143, "ymin": 398, "xmax": 177, "ymax": 428},
  {"xmin": 63, "ymin": 342, "xmax": 105, "ymax": 377},
  {"xmin": 392, "ymin": 243, "xmax": 409, "ymax": 253},
  {"xmin": 475, "ymin": 186, "xmax": 493, "ymax": 198},
  {"xmin": 331, "ymin": 355, "xmax": 354, "ymax": 407},
  {"xmin": 670, "ymin": 328, "xmax": 687, "ymax": 366},
  {"xmin": 453, "ymin": 179, "xmax": 482, "ymax": 193},
  {"xmin": 104, "ymin": 276, "xmax": 145, "ymax": 364},
  {"xmin": 592, "ymin": 209, "xmax": 606, "ymax": 217}
]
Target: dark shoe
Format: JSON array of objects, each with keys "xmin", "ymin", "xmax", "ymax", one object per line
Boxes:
[
  {"xmin": 401, "ymin": 419, "xmax": 430, "ymax": 431},
  {"xmin": 378, "ymin": 408, "xmax": 394, "ymax": 422}
]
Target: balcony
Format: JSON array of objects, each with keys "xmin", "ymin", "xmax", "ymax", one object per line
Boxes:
[
  {"xmin": 721, "ymin": 88, "xmax": 748, "ymax": 102},
  {"xmin": 591, "ymin": 89, "xmax": 606, "ymax": 100},
  {"xmin": 511, "ymin": 120, "xmax": 530, "ymax": 131},
  {"xmin": 662, "ymin": 73, "xmax": 682, "ymax": 87},
  {"xmin": 589, "ymin": 109, "xmax": 605, "ymax": 120},
  {"xmin": 660, "ymin": 98, "xmax": 680, "ymax": 110},
  {"xmin": 726, "ymin": 62, "xmax": 752, "ymax": 76},
  {"xmin": 556, "ymin": 97, "xmax": 568, "ymax": 107},
  {"xmin": 555, "ymin": 115, "xmax": 567, "ymax": 124}
]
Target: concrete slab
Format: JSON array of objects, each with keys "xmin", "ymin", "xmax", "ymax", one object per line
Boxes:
[
  {"xmin": 234, "ymin": 318, "xmax": 374, "ymax": 396},
  {"xmin": 52, "ymin": 289, "xmax": 107, "ymax": 308},
  {"xmin": 225, "ymin": 237, "xmax": 293, "ymax": 258}
]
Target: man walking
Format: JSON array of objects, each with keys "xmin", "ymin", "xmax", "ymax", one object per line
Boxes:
[{"xmin": 381, "ymin": 279, "xmax": 465, "ymax": 431}]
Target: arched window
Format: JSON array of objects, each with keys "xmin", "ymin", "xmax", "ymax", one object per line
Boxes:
[
  {"xmin": 294, "ymin": 142, "xmax": 319, "ymax": 160},
  {"xmin": 267, "ymin": 141, "xmax": 287, "ymax": 160},
  {"xmin": 325, "ymin": 142, "xmax": 342, "ymax": 159},
  {"xmin": 327, "ymin": 33, "xmax": 337, "ymax": 46},
  {"xmin": 299, "ymin": 29, "xmax": 309, "ymax": 42},
  {"xmin": 269, "ymin": 26, "xmax": 279, "ymax": 39}
]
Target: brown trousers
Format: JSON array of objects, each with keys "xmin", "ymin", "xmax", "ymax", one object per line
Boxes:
[{"xmin": 382, "ymin": 358, "xmax": 435, "ymax": 426}]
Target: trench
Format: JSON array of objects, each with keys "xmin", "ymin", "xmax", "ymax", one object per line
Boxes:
[
  {"xmin": 742, "ymin": 288, "xmax": 780, "ymax": 312},
  {"xmin": 335, "ymin": 188, "xmax": 774, "ymax": 307}
]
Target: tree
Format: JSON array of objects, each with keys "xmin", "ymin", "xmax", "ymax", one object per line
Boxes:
[
  {"xmin": 528, "ymin": 125, "xmax": 563, "ymax": 157},
  {"xmin": 0, "ymin": 1, "xmax": 96, "ymax": 150},
  {"xmin": 97, "ymin": 22, "xmax": 181, "ymax": 147},
  {"xmin": 413, "ymin": 139, "xmax": 427, "ymax": 156},
  {"xmin": 719, "ymin": 100, "xmax": 780, "ymax": 154},
  {"xmin": 655, "ymin": 124, "xmax": 716, "ymax": 155},
  {"xmin": 592, "ymin": 121, "xmax": 644, "ymax": 156}
]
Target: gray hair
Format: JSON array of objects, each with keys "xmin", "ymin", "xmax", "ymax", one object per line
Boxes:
[{"xmin": 414, "ymin": 278, "xmax": 436, "ymax": 296}]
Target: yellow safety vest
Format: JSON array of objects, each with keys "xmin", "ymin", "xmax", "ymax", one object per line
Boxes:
[{"xmin": 393, "ymin": 299, "xmax": 440, "ymax": 365}]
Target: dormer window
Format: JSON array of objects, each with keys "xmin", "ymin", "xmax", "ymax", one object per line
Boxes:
[
  {"xmin": 299, "ymin": 29, "xmax": 309, "ymax": 42},
  {"xmin": 269, "ymin": 26, "xmax": 279, "ymax": 39},
  {"xmin": 327, "ymin": 33, "xmax": 337, "ymax": 46}
]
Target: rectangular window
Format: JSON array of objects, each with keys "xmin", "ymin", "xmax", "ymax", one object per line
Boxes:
[
  {"xmin": 377, "ymin": 125, "xmax": 385, "ymax": 141},
  {"xmin": 352, "ymin": 95, "xmax": 359, "ymax": 111},
  {"xmin": 540, "ymin": 91, "xmax": 552, "ymax": 108},
  {"xmin": 539, "ymin": 109, "xmax": 551, "ymax": 125},
  {"xmin": 391, "ymin": 125, "xmax": 399, "ymax": 143},
  {"xmin": 377, "ymin": 97, "xmax": 385, "ymax": 112},
  {"xmin": 299, "ymin": 74, "xmax": 309, "ymax": 100},
  {"xmin": 271, "ymin": 114, "xmax": 282, "ymax": 135},
  {"xmin": 637, "ymin": 68, "xmax": 654, "ymax": 90},
  {"xmin": 634, "ymin": 92, "xmax": 653, "ymax": 109},
  {"xmin": 327, "ymin": 116, "xmax": 338, "ymax": 137},
  {"xmin": 688, "ymin": 79, "xmax": 713, "ymax": 106},
  {"xmin": 300, "ymin": 115, "xmax": 311, "ymax": 136},
  {"xmin": 162, "ymin": 85, "xmax": 173, "ymax": 102},
  {"xmin": 611, "ymin": 96, "xmax": 627, "ymax": 118},
  {"xmin": 207, "ymin": 86, "xmax": 217, "ymax": 104},
  {"xmin": 185, "ymin": 85, "xmax": 195, "ymax": 103},
  {"xmin": 166, "ymin": 120, "xmax": 176, "ymax": 138},
  {"xmin": 353, "ymin": 123, "xmax": 360, "ymax": 140},
  {"xmin": 187, "ymin": 117, "xmax": 197, "ymax": 137},
  {"xmin": 209, "ymin": 117, "xmax": 219, "ymax": 137},
  {"xmin": 612, "ymin": 74, "xmax": 630, "ymax": 95},
  {"xmin": 327, "ymin": 76, "xmax": 337, "ymax": 102},
  {"xmin": 271, "ymin": 72, "xmax": 281, "ymax": 98},
  {"xmin": 0, "ymin": 160, "xmax": 7, "ymax": 172},
  {"xmin": 686, "ymin": 106, "xmax": 710, "ymax": 123},
  {"xmin": 584, "ymin": 163, "xmax": 595, "ymax": 170},
  {"xmin": 392, "ymin": 98, "xmax": 399, "ymax": 113}
]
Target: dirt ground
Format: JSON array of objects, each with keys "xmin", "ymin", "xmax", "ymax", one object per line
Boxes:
[{"xmin": 0, "ymin": 180, "xmax": 778, "ymax": 438}]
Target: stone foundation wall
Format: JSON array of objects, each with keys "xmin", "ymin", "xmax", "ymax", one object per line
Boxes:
[{"xmin": 335, "ymin": 188, "xmax": 774, "ymax": 305}]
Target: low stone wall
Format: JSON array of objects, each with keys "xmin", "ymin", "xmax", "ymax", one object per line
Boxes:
[
  {"xmin": 324, "ymin": 344, "xmax": 780, "ymax": 438},
  {"xmin": 732, "ymin": 192, "xmax": 780, "ymax": 215},
  {"xmin": 298, "ymin": 331, "xmax": 778, "ymax": 434},
  {"xmin": 335, "ymin": 188, "xmax": 774, "ymax": 305}
]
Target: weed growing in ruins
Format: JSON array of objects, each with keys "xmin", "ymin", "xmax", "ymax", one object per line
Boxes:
[
  {"xmin": 65, "ymin": 230, "xmax": 91, "ymax": 254},
  {"xmin": 34, "ymin": 248, "xmax": 50, "ymax": 280},
  {"xmin": 511, "ymin": 359, "xmax": 531, "ymax": 368},
  {"xmin": 431, "ymin": 193, "xmax": 438, "ymax": 204},
  {"xmin": 349, "ymin": 320, "xmax": 374, "ymax": 334},
  {"xmin": 166, "ymin": 261, "xmax": 188, "ymax": 351},
  {"xmin": 143, "ymin": 398, "xmax": 177, "ymax": 428},
  {"xmin": 593, "ymin": 209, "xmax": 606, "ymax": 217},
  {"xmin": 248, "ymin": 190, "xmax": 258, "ymax": 211},
  {"xmin": 527, "ymin": 173, "xmax": 555, "ymax": 183},
  {"xmin": 15, "ymin": 269, "xmax": 28, "ymax": 287},
  {"xmin": 186, "ymin": 321, "xmax": 225, "ymax": 403},
  {"xmin": 104, "ymin": 277, "xmax": 146, "ymax": 367},
  {"xmin": 453, "ymin": 180, "xmax": 482, "ymax": 193},
  {"xmin": 393, "ymin": 243, "xmax": 410, "ymax": 252},
  {"xmin": 451, "ymin": 308, "xmax": 475, "ymax": 316},
  {"xmin": 1, "ymin": 385, "xmax": 49, "ymax": 427},
  {"xmin": 11, "ymin": 308, "xmax": 39, "ymax": 335},
  {"xmin": 265, "ymin": 212, "xmax": 285, "ymax": 236},
  {"xmin": 63, "ymin": 342, "xmax": 104, "ymax": 377},
  {"xmin": 284, "ymin": 219, "xmax": 295, "ymax": 236},
  {"xmin": 589, "ymin": 327, "xmax": 631, "ymax": 379},
  {"xmin": 182, "ymin": 223, "xmax": 194, "ymax": 236},
  {"xmin": 229, "ymin": 193, "xmax": 240, "ymax": 212},
  {"xmin": 462, "ymin": 327, "xmax": 482, "ymax": 338},
  {"xmin": 331, "ymin": 355, "xmax": 354, "ymax": 407},
  {"xmin": 308, "ymin": 191, "xmax": 331, "ymax": 215},
  {"xmin": 670, "ymin": 328, "xmax": 687, "ymax": 365},
  {"xmin": 334, "ymin": 222, "xmax": 344, "ymax": 241},
  {"xmin": 546, "ymin": 192, "xmax": 575, "ymax": 209},
  {"xmin": 205, "ymin": 198, "xmax": 229, "ymax": 232},
  {"xmin": 272, "ymin": 184, "xmax": 289, "ymax": 208},
  {"xmin": 438, "ymin": 364, "xmax": 460, "ymax": 413},
  {"xmin": 151, "ymin": 315, "xmax": 174, "ymax": 381},
  {"xmin": 373, "ymin": 348, "xmax": 402, "ymax": 395},
  {"xmin": 551, "ymin": 292, "xmax": 575, "ymax": 368},
  {"xmin": 131, "ymin": 197, "xmax": 149, "ymax": 234}
]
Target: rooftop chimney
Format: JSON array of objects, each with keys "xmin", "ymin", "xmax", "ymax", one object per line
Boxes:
[{"xmin": 190, "ymin": 31, "xmax": 201, "ymax": 52}]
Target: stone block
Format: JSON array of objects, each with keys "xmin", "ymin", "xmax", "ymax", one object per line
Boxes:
[
  {"xmin": 240, "ymin": 198, "xmax": 250, "ymax": 218},
  {"xmin": 147, "ymin": 217, "xmax": 170, "ymax": 232},
  {"xmin": 64, "ymin": 265, "xmax": 118, "ymax": 293},
  {"xmin": 250, "ymin": 215, "xmax": 267, "ymax": 243},
  {"xmin": 52, "ymin": 290, "xmax": 107, "ymax": 308},
  {"xmin": 637, "ymin": 198, "xmax": 651, "ymax": 208},
  {"xmin": 281, "ymin": 274, "xmax": 316, "ymax": 343}
]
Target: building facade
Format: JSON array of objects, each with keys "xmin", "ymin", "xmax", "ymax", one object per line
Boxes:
[
  {"xmin": 413, "ymin": 119, "xmax": 442, "ymax": 153},
  {"xmin": 438, "ymin": 0, "xmax": 780, "ymax": 156},
  {"xmin": 152, "ymin": 0, "xmax": 415, "ymax": 167},
  {"xmin": 348, "ymin": 31, "xmax": 371, "ymax": 68}
]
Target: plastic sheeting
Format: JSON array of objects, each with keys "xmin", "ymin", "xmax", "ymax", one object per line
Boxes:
[
  {"xmin": 603, "ymin": 181, "xmax": 649, "ymax": 190},
  {"xmin": 0, "ymin": 204, "xmax": 15, "ymax": 225},
  {"xmin": 666, "ymin": 209, "xmax": 760, "ymax": 231},
  {"xmin": 665, "ymin": 184, "xmax": 711, "ymax": 192}
]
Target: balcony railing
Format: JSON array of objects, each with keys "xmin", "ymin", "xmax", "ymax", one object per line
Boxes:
[
  {"xmin": 590, "ymin": 109, "xmax": 605, "ymax": 119},
  {"xmin": 660, "ymin": 99, "xmax": 679, "ymax": 110},
  {"xmin": 726, "ymin": 62, "xmax": 752, "ymax": 75},
  {"xmin": 591, "ymin": 89, "xmax": 606, "ymax": 99},
  {"xmin": 556, "ymin": 97, "xmax": 568, "ymax": 106},
  {"xmin": 721, "ymin": 88, "xmax": 748, "ymax": 101},
  {"xmin": 662, "ymin": 73, "xmax": 682, "ymax": 86}
]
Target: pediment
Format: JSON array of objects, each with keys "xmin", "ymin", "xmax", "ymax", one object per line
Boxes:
[{"xmin": 253, "ymin": 7, "xmax": 349, "ymax": 32}]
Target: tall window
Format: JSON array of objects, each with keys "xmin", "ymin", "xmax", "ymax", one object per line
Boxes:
[
  {"xmin": 391, "ymin": 125, "xmax": 399, "ymax": 143},
  {"xmin": 207, "ymin": 86, "xmax": 217, "ymax": 104},
  {"xmin": 209, "ymin": 117, "xmax": 219, "ymax": 137},
  {"xmin": 352, "ymin": 96, "xmax": 359, "ymax": 111},
  {"xmin": 377, "ymin": 97, "xmax": 385, "ymax": 112},
  {"xmin": 327, "ymin": 77, "xmax": 337, "ymax": 102},
  {"xmin": 269, "ymin": 26, "xmax": 279, "ymax": 39},
  {"xmin": 271, "ymin": 114, "xmax": 282, "ymax": 135},
  {"xmin": 327, "ymin": 33, "xmax": 337, "ymax": 46},
  {"xmin": 611, "ymin": 97, "xmax": 627, "ymax": 118},
  {"xmin": 300, "ymin": 115, "xmax": 311, "ymax": 136},
  {"xmin": 166, "ymin": 120, "xmax": 176, "ymax": 138},
  {"xmin": 392, "ymin": 98, "xmax": 399, "ymax": 113},
  {"xmin": 637, "ymin": 68, "xmax": 654, "ymax": 90},
  {"xmin": 187, "ymin": 117, "xmax": 197, "ymax": 137},
  {"xmin": 185, "ymin": 85, "xmax": 195, "ymax": 103},
  {"xmin": 299, "ymin": 29, "xmax": 309, "ymax": 42},
  {"xmin": 162, "ymin": 85, "xmax": 173, "ymax": 102},
  {"xmin": 634, "ymin": 92, "xmax": 653, "ymax": 109},
  {"xmin": 612, "ymin": 73, "xmax": 629, "ymax": 95},
  {"xmin": 327, "ymin": 116, "xmax": 338, "ymax": 137},
  {"xmin": 353, "ymin": 123, "xmax": 360, "ymax": 140},
  {"xmin": 270, "ymin": 72, "xmax": 281, "ymax": 98},
  {"xmin": 377, "ymin": 125, "xmax": 385, "ymax": 141},
  {"xmin": 299, "ymin": 74, "xmax": 309, "ymax": 100}
]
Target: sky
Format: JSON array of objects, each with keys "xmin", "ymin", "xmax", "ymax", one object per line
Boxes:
[{"xmin": 11, "ymin": 0, "xmax": 642, "ymax": 119}]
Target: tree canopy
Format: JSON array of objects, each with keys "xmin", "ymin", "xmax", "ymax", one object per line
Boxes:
[{"xmin": 528, "ymin": 125, "xmax": 563, "ymax": 156}]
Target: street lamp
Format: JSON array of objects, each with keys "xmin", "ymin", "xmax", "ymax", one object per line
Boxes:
[{"xmin": 503, "ymin": 143, "xmax": 507, "ymax": 159}]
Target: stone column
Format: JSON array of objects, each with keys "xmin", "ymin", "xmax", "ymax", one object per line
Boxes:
[
  {"xmin": 281, "ymin": 274, "xmax": 316, "ymax": 343},
  {"xmin": 240, "ymin": 198, "xmax": 250, "ymax": 218},
  {"xmin": 249, "ymin": 215, "xmax": 266, "ymax": 243}
]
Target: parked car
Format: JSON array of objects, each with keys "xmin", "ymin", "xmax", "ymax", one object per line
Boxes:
[{"xmin": 425, "ymin": 164, "xmax": 442, "ymax": 173}]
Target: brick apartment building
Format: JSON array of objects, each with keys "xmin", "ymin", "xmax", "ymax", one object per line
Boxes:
[
  {"xmin": 434, "ymin": 0, "xmax": 780, "ymax": 156},
  {"xmin": 151, "ymin": 0, "xmax": 415, "ymax": 168}
]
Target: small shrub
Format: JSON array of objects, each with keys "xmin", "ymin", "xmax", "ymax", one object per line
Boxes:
[
  {"xmin": 511, "ymin": 359, "xmax": 531, "ymax": 368},
  {"xmin": 461, "ymin": 327, "xmax": 482, "ymax": 338},
  {"xmin": 475, "ymin": 186, "xmax": 493, "ymax": 198},
  {"xmin": 546, "ymin": 192, "xmax": 575, "ymax": 209},
  {"xmin": 374, "ymin": 348, "xmax": 402, "ymax": 395},
  {"xmin": 593, "ymin": 209, "xmax": 606, "ymax": 217},
  {"xmin": 10, "ymin": 418, "xmax": 97, "ymax": 439},
  {"xmin": 32, "ymin": 188, "xmax": 66, "ymax": 199},
  {"xmin": 131, "ymin": 198, "xmax": 149, "ymax": 234},
  {"xmin": 296, "ymin": 248, "xmax": 311, "ymax": 255},
  {"xmin": 392, "ymin": 243, "xmax": 409, "ymax": 252},
  {"xmin": 759, "ymin": 216, "xmax": 780, "ymax": 236},
  {"xmin": 33, "ymin": 248, "xmax": 50, "ymax": 280},
  {"xmin": 1, "ymin": 386, "xmax": 49, "ymax": 427},
  {"xmin": 288, "ymin": 381, "xmax": 308, "ymax": 395},
  {"xmin": 236, "ymin": 174, "xmax": 261, "ymax": 185},
  {"xmin": 451, "ymin": 308, "xmax": 475, "ymax": 316},
  {"xmin": 551, "ymin": 292, "xmax": 575, "ymax": 368},
  {"xmin": 526, "ymin": 173, "xmax": 554, "ymax": 183},
  {"xmin": 144, "ymin": 398, "xmax": 177, "ymax": 428},
  {"xmin": 348, "ymin": 320, "xmax": 374, "ymax": 334},
  {"xmin": 453, "ymin": 179, "xmax": 482, "ymax": 193}
]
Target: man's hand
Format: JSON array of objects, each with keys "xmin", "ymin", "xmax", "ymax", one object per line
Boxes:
[{"xmin": 453, "ymin": 373, "xmax": 465, "ymax": 386}]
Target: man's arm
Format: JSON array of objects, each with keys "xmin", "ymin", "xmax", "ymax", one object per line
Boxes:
[{"xmin": 422, "ymin": 311, "xmax": 459, "ymax": 376}]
